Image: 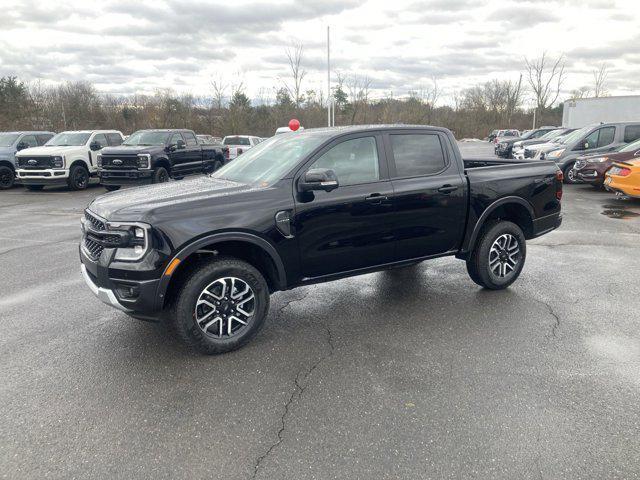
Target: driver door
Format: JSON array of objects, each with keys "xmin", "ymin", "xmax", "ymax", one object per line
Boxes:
[{"xmin": 293, "ymin": 133, "xmax": 396, "ymax": 279}]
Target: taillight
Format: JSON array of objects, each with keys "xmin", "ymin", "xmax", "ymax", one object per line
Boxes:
[
  {"xmin": 618, "ymin": 168, "xmax": 632, "ymax": 177},
  {"xmin": 224, "ymin": 148, "xmax": 229, "ymax": 160},
  {"xmin": 555, "ymin": 170, "xmax": 563, "ymax": 200}
]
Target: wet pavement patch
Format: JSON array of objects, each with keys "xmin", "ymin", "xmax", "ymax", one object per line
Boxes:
[{"xmin": 601, "ymin": 203, "xmax": 640, "ymax": 220}]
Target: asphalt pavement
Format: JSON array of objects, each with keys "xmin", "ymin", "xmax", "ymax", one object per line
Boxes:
[{"xmin": 1, "ymin": 142, "xmax": 639, "ymax": 479}]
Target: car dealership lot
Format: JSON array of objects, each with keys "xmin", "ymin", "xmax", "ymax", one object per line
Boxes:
[{"xmin": 2, "ymin": 142, "xmax": 640, "ymax": 479}]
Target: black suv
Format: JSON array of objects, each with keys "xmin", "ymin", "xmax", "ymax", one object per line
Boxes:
[{"xmin": 80, "ymin": 125, "xmax": 562, "ymax": 354}]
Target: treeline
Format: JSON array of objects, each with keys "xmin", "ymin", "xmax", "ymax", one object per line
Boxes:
[{"xmin": 0, "ymin": 75, "xmax": 562, "ymax": 139}]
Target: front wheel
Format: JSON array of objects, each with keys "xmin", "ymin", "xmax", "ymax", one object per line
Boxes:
[
  {"xmin": 68, "ymin": 164, "xmax": 89, "ymax": 190},
  {"xmin": 563, "ymin": 163, "xmax": 578, "ymax": 184},
  {"xmin": 466, "ymin": 221, "xmax": 526, "ymax": 290},
  {"xmin": 171, "ymin": 257, "xmax": 270, "ymax": 354},
  {"xmin": 0, "ymin": 165, "xmax": 15, "ymax": 189},
  {"xmin": 152, "ymin": 166, "xmax": 169, "ymax": 184}
]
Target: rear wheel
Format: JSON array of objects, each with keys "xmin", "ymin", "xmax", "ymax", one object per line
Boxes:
[
  {"xmin": 25, "ymin": 184, "xmax": 44, "ymax": 191},
  {"xmin": 152, "ymin": 166, "xmax": 169, "ymax": 184},
  {"xmin": 563, "ymin": 163, "xmax": 578, "ymax": 184},
  {"xmin": 0, "ymin": 165, "xmax": 14, "ymax": 189},
  {"xmin": 466, "ymin": 221, "xmax": 526, "ymax": 290},
  {"xmin": 68, "ymin": 164, "xmax": 89, "ymax": 190},
  {"xmin": 104, "ymin": 185, "xmax": 120, "ymax": 192},
  {"xmin": 171, "ymin": 257, "xmax": 270, "ymax": 354}
]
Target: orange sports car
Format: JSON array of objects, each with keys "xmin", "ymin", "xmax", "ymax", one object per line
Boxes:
[{"xmin": 605, "ymin": 159, "xmax": 640, "ymax": 198}]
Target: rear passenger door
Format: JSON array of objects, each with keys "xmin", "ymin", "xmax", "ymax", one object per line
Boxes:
[{"xmin": 385, "ymin": 131, "xmax": 466, "ymax": 260}]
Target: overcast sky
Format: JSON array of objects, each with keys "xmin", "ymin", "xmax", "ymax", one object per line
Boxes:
[{"xmin": 2, "ymin": 0, "xmax": 639, "ymax": 105}]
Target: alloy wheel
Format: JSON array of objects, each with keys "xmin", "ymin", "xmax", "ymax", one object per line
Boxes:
[
  {"xmin": 76, "ymin": 169, "xmax": 88, "ymax": 188},
  {"xmin": 488, "ymin": 233, "xmax": 520, "ymax": 278},
  {"xmin": 194, "ymin": 277, "xmax": 256, "ymax": 338}
]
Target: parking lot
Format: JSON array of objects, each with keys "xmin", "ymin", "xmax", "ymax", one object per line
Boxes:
[{"xmin": 2, "ymin": 141, "xmax": 640, "ymax": 479}]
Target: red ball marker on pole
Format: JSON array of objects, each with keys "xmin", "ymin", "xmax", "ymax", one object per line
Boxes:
[{"xmin": 288, "ymin": 118, "xmax": 300, "ymax": 131}]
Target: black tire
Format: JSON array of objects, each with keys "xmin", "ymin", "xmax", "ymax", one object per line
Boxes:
[
  {"xmin": 152, "ymin": 166, "xmax": 169, "ymax": 184},
  {"xmin": 563, "ymin": 163, "xmax": 578, "ymax": 184},
  {"xmin": 466, "ymin": 221, "xmax": 526, "ymax": 290},
  {"xmin": 67, "ymin": 164, "xmax": 89, "ymax": 190},
  {"xmin": 171, "ymin": 256, "xmax": 270, "ymax": 354},
  {"xmin": 104, "ymin": 185, "xmax": 120, "ymax": 192},
  {"xmin": 0, "ymin": 165, "xmax": 15, "ymax": 189},
  {"xmin": 25, "ymin": 184, "xmax": 44, "ymax": 191}
]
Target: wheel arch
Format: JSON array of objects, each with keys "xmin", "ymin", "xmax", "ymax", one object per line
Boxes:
[
  {"xmin": 154, "ymin": 157, "xmax": 171, "ymax": 172},
  {"xmin": 157, "ymin": 232, "xmax": 287, "ymax": 309},
  {"xmin": 69, "ymin": 158, "xmax": 89, "ymax": 170},
  {"xmin": 463, "ymin": 196, "xmax": 535, "ymax": 256},
  {"xmin": 0, "ymin": 160, "xmax": 15, "ymax": 171}
]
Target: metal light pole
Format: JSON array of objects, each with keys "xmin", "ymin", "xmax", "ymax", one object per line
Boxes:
[{"xmin": 327, "ymin": 26, "xmax": 331, "ymax": 127}]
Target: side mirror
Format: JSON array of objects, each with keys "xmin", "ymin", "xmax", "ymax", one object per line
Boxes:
[
  {"xmin": 583, "ymin": 142, "xmax": 590, "ymax": 150},
  {"xmin": 176, "ymin": 139, "xmax": 186, "ymax": 150},
  {"xmin": 16, "ymin": 142, "xmax": 29, "ymax": 151},
  {"xmin": 299, "ymin": 168, "xmax": 339, "ymax": 192},
  {"xmin": 90, "ymin": 141, "xmax": 102, "ymax": 151}
]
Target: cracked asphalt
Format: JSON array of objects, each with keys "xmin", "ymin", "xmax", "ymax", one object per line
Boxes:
[{"xmin": 2, "ymin": 141, "xmax": 640, "ymax": 479}]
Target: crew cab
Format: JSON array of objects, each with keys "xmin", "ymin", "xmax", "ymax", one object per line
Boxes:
[
  {"xmin": 16, "ymin": 130, "xmax": 123, "ymax": 191},
  {"xmin": 222, "ymin": 135, "xmax": 262, "ymax": 160},
  {"xmin": 529, "ymin": 122, "xmax": 640, "ymax": 183},
  {"xmin": 0, "ymin": 131, "xmax": 54, "ymax": 189},
  {"xmin": 79, "ymin": 125, "xmax": 563, "ymax": 354},
  {"xmin": 97, "ymin": 129, "xmax": 228, "ymax": 191}
]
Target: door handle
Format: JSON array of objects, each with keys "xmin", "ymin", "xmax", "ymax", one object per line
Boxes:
[
  {"xmin": 365, "ymin": 193, "xmax": 388, "ymax": 203},
  {"xmin": 437, "ymin": 185, "xmax": 458, "ymax": 194}
]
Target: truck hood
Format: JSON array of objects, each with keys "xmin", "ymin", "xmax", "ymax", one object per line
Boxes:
[
  {"xmin": 15, "ymin": 145, "xmax": 84, "ymax": 156},
  {"xmin": 100, "ymin": 145, "xmax": 164, "ymax": 155},
  {"xmin": 88, "ymin": 176, "xmax": 258, "ymax": 221}
]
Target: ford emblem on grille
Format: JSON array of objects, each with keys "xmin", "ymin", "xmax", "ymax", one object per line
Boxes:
[
  {"xmin": 112, "ymin": 159, "xmax": 123, "ymax": 165},
  {"xmin": 27, "ymin": 159, "xmax": 37, "ymax": 165}
]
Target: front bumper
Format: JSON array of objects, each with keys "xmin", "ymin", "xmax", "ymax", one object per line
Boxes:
[
  {"xmin": 17, "ymin": 169, "xmax": 69, "ymax": 185},
  {"xmin": 99, "ymin": 169, "xmax": 153, "ymax": 185},
  {"xmin": 81, "ymin": 263, "xmax": 132, "ymax": 312}
]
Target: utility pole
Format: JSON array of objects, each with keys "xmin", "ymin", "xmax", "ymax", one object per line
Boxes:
[
  {"xmin": 327, "ymin": 26, "xmax": 331, "ymax": 127},
  {"xmin": 532, "ymin": 108, "xmax": 536, "ymax": 129}
]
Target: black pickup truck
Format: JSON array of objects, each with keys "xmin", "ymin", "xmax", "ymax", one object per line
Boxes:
[
  {"xmin": 97, "ymin": 129, "xmax": 227, "ymax": 191},
  {"xmin": 80, "ymin": 125, "xmax": 563, "ymax": 354}
]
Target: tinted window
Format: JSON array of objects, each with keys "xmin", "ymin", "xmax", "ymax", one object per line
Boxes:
[
  {"xmin": 93, "ymin": 134, "xmax": 108, "ymax": 148},
  {"xmin": 21, "ymin": 135, "xmax": 38, "ymax": 147},
  {"xmin": 391, "ymin": 134, "xmax": 445, "ymax": 177},
  {"xmin": 36, "ymin": 134, "xmax": 53, "ymax": 145},
  {"xmin": 310, "ymin": 136, "xmax": 380, "ymax": 186},
  {"xmin": 169, "ymin": 133, "xmax": 183, "ymax": 146},
  {"xmin": 583, "ymin": 129, "xmax": 599, "ymax": 149},
  {"xmin": 223, "ymin": 136, "xmax": 250, "ymax": 146},
  {"xmin": 597, "ymin": 126, "xmax": 615, "ymax": 147},
  {"xmin": 107, "ymin": 133, "xmax": 123, "ymax": 146},
  {"xmin": 183, "ymin": 131, "xmax": 198, "ymax": 146},
  {"xmin": 624, "ymin": 125, "xmax": 640, "ymax": 143}
]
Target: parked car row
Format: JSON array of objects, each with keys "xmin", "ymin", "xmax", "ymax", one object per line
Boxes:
[{"xmin": 0, "ymin": 128, "xmax": 269, "ymax": 192}]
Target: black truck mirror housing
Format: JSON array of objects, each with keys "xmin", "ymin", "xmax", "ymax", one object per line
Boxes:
[
  {"xmin": 299, "ymin": 168, "xmax": 339, "ymax": 192},
  {"xmin": 90, "ymin": 141, "xmax": 102, "ymax": 151}
]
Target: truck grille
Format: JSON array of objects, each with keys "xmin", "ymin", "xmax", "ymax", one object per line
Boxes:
[
  {"xmin": 85, "ymin": 211, "xmax": 106, "ymax": 231},
  {"xmin": 84, "ymin": 237, "xmax": 104, "ymax": 260},
  {"xmin": 16, "ymin": 156, "xmax": 54, "ymax": 169},
  {"xmin": 100, "ymin": 155, "xmax": 139, "ymax": 168}
]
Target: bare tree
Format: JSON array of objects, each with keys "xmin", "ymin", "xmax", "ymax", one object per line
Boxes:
[
  {"xmin": 504, "ymin": 74, "xmax": 523, "ymax": 124},
  {"xmin": 524, "ymin": 52, "xmax": 566, "ymax": 110},
  {"xmin": 345, "ymin": 73, "xmax": 372, "ymax": 124},
  {"xmin": 282, "ymin": 41, "xmax": 307, "ymax": 108},
  {"xmin": 211, "ymin": 76, "xmax": 228, "ymax": 109},
  {"xmin": 569, "ymin": 86, "xmax": 591, "ymax": 100},
  {"xmin": 593, "ymin": 64, "xmax": 608, "ymax": 98}
]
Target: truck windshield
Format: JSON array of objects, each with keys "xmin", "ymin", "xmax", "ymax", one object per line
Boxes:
[
  {"xmin": 46, "ymin": 132, "xmax": 91, "ymax": 146},
  {"xmin": 212, "ymin": 133, "xmax": 330, "ymax": 186},
  {"xmin": 0, "ymin": 133, "xmax": 20, "ymax": 147},
  {"xmin": 223, "ymin": 136, "xmax": 251, "ymax": 146},
  {"xmin": 124, "ymin": 131, "xmax": 171, "ymax": 146}
]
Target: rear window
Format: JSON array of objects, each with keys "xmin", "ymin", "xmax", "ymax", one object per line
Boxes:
[
  {"xmin": 224, "ymin": 136, "xmax": 250, "ymax": 146},
  {"xmin": 624, "ymin": 125, "xmax": 640, "ymax": 143},
  {"xmin": 390, "ymin": 134, "xmax": 446, "ymax": 178}
]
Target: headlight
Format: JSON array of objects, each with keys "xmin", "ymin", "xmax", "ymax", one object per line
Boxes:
[
  {"xmin": 547, "ymin": 149, "xmax": 565, "ymax": 159},
  {"xmin": 52, "ymin": 156, "xmax": 64, "ymax": 168},
  {"xmin": 588, "ymin": 156, "xmax": 608, "ymax": 163},
  {"xmin": 137, "ymin": 154, "xmax": 151, "ymax": 169},
  {"xmin": 108, "ymin": 222, "xmax": 151, "ymax": 261},
  {"xmin": 96, "ymin": 154, "xmax": 102, "ymax": 167}
]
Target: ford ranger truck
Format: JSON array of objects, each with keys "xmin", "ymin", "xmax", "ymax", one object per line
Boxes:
[
  {"xmin": 80, "ymin": 125, "xmax": 563, "ymax": 354},
  {"xmin": 16, "ymin": 130, "xmax": 124, "ymax": 191},
  {"xmin": 97, "ymin": 129, "xmax": 227, "ymax": 191},
  {"xmin": 0, "ymin": 131, "xmax": 54, "ymax": 189}
]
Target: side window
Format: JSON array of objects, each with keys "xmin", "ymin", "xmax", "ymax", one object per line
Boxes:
[
  {"xmin": 21, "ymin": 135, "xmax": 38, "ymax": 147},
  {"xmin": 36, "ymin": 134, "xmax": 53, "ymax": 145},
  {"xmin": 582, "ymin": 129, "xmax": 599, "ymax": 149},
  {"xmin": 390, "ymin": 134, "xmax": 446, "ymax": 177},
  {"xmin": 169, "ymin": 133, "xmax": 183, "ymax": 146},
  {"xmin": 107, "ymin": 133, "xmax": 123, "ymax": 146},
  {"xmin": 624, "ymin": 125, "xmax": 640, "ymax": 143},
  {"xmin": 183, "ymin": 132, "xmax": 198, "ymax": 146},
  {"xmin": 309, "ymin": 136, "xmax": 380, "ymax": 186},
  {"xmin": 93, "ymin": 134, "xmax": 108, "ymax": 148},
  {"xmin": 597, "ymin": 127, "xmax": 615, "ymax": 147}
]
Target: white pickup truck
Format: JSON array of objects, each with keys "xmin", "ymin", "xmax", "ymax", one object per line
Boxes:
[
  {"xmin": 222, "ymin": 135, "xmax": 263, "ymax": 160},
  {"xmin": 15, "ymin": 130, "xmax": 124, "ymax": 191}
]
